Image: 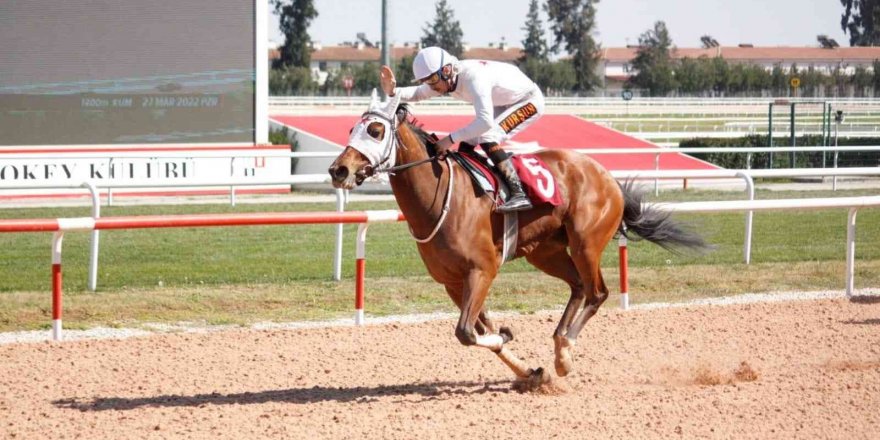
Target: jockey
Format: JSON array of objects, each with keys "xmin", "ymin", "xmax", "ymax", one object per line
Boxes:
[{"xmin": 380, "ymin": 46, "xmax": 545, "ymax": 213}]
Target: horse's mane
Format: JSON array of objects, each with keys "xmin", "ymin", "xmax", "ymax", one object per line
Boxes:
[{"xmin": 395, "ymin": 103, "xmax": 438, "ymax": 156}]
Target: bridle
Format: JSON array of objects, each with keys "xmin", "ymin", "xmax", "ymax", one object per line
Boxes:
[{"xmin": 361, "ymin": 110, "xmax": 454, "ymax": 244}]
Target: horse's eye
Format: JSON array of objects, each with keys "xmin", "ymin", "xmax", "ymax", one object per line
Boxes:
[{"xmin": 367, "ymin": 123, "xmax": 384, "ymax": 140}]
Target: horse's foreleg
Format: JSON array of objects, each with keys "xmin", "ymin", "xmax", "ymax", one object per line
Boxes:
[
  {"xmin": 476, "ymin": 310, "xmax": 530, "ymax": 377},
  {"xmin": 446, "ymin": 286, "xmax": 498, "ymax": 338},
  {"xmin": 455, "ymin": 269, "xmax": 501, "ymax": 349},
  {"xmin": 455, "ymin": 270, "xmax": 532, "ymax": 378}
]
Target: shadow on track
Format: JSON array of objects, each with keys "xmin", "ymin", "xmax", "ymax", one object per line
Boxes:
[
  {"xmin": 848, "ymin": 295, "xmax": 880, "ymax": 305},
  {"xmin": 53, "ymin": 379, "xmax": 511, "ymax": 412}
]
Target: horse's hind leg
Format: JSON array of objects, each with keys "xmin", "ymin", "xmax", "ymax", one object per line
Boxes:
[
  {"xmin": 566, "ymin": 269, "xmax": 609, "ymax": 339},
  {"xmin": 562, "ymin": 223, "xmax": 614, "ymax": 347},
  {"xmin": 525, "ymin": 242, "xmax": 585, "ymax": 377}
]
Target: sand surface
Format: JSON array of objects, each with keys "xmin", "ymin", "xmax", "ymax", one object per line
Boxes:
[{"xmin": 1, "ymin": 297, "xmax": 879, "ymax": 439}]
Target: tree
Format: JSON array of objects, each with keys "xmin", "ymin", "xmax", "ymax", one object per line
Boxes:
[
  {"xmin": 711, "ymin": 57, "xmax": 731, "ymax": 95},
  {"xmin": 394, "ymin": 54, "xmax": 416, "ymax": 86},
  {"xmin": 840, "ymin": 0, "xmax": 880, "ymax": 46},
  {"xmin": 421, "ymin": 0, "xmax": 464, "ymax": 57},
  {"xmin": 518, "ymin": 58, "xmax": 576, "ymax": 95},
  {"xmin": 269, "ymin": 66, "xmax": 318, "ymax": 95},
  {"xmin": 770, "ymin": 64, "xmax": 788, "ymax": 95},
  {"xmin": 700, "ymin": 35, "xmax": 719, "ymax": 48},
  {"xmin": 676, "ymin": 57, "xmax": 713, "ymax": 95},
  {"xmin": 817, "ymin": 34, "xmax": 841, "ymax": 48},
  {"xmin": 873, "ymin": 60, "xmax": 880, "ymax": 96},
  {"xmin": 545, "ymin": 0, "xmax": 602, "ymax": 93},
  {"xmin": 628, "ymin": 21, "xmax": 677, "ymax": 96},
  {"xmin": 520, "ymin": 0, "xmax": 549, "ymax": 62},
  {"xmin": 272, "ymin": 0, "xmax": 318, "ymax": 69},
  {"xmin": 852, "ymin": 65, "xmax": 872, "ymax": 96}
]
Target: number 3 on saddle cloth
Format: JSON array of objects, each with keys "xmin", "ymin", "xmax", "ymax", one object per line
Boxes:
[{"xmin": 452, "ymin": 151, "xmax": 563, "ymax": 209}]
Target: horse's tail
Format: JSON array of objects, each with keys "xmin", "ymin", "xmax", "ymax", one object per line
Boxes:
[{"xmin": 618, "ymin": 180, "xmax": 711, "ymax": 254}]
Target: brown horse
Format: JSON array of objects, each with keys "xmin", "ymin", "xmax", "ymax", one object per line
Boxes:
[{"xmin": 329, "ymin": 93, "xmax": 707, "ymax": 385}]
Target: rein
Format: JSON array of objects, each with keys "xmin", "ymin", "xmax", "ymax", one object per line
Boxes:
[
  {"xmin": 379, "ymin": 156, "xmax": 436, "ymax": 173},
  {"xmin": 409, "ymin": 156, "xmax": 453, "ymax": 243},
  {"xmin": 369, "ymin": 112, "xmax": 453, "ymax": 243}
]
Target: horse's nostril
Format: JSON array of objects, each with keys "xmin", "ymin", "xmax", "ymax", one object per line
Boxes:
[{"xmin": 329, "ymin": 165, "xmax": 349, "ymax": 180}]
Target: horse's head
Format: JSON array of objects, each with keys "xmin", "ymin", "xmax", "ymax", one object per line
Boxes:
[{"xmin": 329, "ymin": 90, "xmax": 401, "ymax": 189}]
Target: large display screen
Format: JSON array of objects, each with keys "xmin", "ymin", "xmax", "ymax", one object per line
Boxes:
[{"xmin": 0, "ymin": 0, "xmax": 256, "ymax": 146}]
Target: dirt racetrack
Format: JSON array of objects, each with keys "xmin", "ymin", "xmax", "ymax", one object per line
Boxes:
[{"xmin": 1, "ymin": 296, "xmax": 879, "ymax": 439}]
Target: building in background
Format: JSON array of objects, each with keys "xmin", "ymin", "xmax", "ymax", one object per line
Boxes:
[{"xmin": 602, "ymin": 45, "xmax": 880, "ymax": 91}]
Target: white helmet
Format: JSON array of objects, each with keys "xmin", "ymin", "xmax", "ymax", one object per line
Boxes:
[{"xmin": 412, "ymin": 46, "xmax": 458, "ymax": 82}]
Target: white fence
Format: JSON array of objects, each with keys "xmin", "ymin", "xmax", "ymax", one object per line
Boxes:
[
  {"xmin": 658, "ymin": 195, "xmax": 880, "ymax": 299},
  {"xmin": 2, "ymin": 146, "xmax": 879, "ymax": 293},
  {"xmin": 1, "ymin": 196, "xmax": 875, "ymax": 339}
]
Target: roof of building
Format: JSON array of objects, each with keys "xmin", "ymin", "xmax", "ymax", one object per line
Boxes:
[{"xmin": 602, "ymin": 46, "xmax": 880, "ymax": 63}]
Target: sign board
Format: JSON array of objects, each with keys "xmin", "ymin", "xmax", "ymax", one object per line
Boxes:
[
  {"xmin": 343, "ymin": 76, "xmax": 354, "ymax": 90},
  {"xmin": 621, "ymin": 90, "xmax": 634, "ymax": 101},
  {"xmin": 0, "ymin": 145, "xmax": 291, "ymax": 197},
  {"xmin": 790, "ymin": 77, "xmax": 801, "ymax": 88}
]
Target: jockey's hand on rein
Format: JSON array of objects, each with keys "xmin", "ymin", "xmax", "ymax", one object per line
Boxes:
[{"xmin": 434, "ymin": 135, "xmax": 454, "ymax": 159}]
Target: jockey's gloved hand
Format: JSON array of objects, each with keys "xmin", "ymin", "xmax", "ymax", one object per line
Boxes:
[
  {"xmin": 379, "ymin": 65, "xmax": 396, "ymax": 96},
  {"xmin": 434, "ymin": 135, "xmax": 454, "ymax": 159}
]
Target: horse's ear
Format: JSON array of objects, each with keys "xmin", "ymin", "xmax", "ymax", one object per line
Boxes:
[
  {"xmin": 369, "ymin": 89, "xmax": 379, "ymax": 107},
  {"xmin": 385, "ymin": 93, "xmax": 401, "ymax": 116}
]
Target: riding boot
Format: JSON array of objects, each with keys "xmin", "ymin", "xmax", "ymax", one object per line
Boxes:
[{"xmin": 496, "ymin": 158, "xmax": 533, "ymax": 212}]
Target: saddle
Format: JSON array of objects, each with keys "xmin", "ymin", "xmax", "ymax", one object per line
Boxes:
[{"xmin": 451, "ymin": 150, "xmax": 562, "ymax": 208}]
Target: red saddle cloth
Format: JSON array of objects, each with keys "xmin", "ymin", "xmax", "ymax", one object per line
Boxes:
[
  {"xmin": 457, "ymin": 153, "xmax": 562, "ymax": 207},
  {"xmin": 511, "ymin": 154, "xmax": 563, "ymax": 206}
]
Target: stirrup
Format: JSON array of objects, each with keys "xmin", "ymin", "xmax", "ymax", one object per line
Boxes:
[{"xmin": 497, "ymin": 195, "xmax": 532, "ymax": 213}]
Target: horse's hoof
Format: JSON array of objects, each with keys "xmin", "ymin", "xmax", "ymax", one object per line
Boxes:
[
  {"xmin": 513, "ymin": 367, "xmax": 552, "ymax": 393},
  {"xmin": 499, "ymin": 326, "xmax": 514, "ymax": 344},
  {"xmin": 554, "ymin": 356, "xmax": 573, "ymax": 377},
  {"xmin": 554, "ymin": 344, "xmax": 574, "ymax": 377}
]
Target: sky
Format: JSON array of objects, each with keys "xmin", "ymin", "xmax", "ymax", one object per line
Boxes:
[{"xmin": 269, "ymin": 0, "xmax": 851, "ymax": 49}]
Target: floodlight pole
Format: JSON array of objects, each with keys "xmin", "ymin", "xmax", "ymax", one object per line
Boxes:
[
  {"xmin": 380, "ymin": 0, "xmax": 390, "ymax": 99},
  {"xmin": 834, "ymin": 111, "xmax": 843, "ymax": 191}
]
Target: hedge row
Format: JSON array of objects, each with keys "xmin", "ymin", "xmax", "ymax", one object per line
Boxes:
[{"xmin": 680, "ymin": 135, "xmax": 880, "ymax": 169}]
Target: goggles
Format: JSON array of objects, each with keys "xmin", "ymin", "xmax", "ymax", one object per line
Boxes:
[{"xmin": 419, "ymin": 72, "xmax": 442, "ymax": 85}]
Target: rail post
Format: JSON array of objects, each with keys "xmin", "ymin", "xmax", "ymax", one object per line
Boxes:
[
  {"xmin": 352, "ymin": 210, "xmax": 404, "ymax": 324},
  {"xmin": 768, "ymin": 102, "xmax": 774, "ymax": 168},
  {"xmin": 654, "ymin": 153, "xmax": 660, "ymax": 196},
  {"xmin": 736, "ymin": 172, "xmax": 755, "ymax": 264},
  {"xmin": 333, "ymin": 189, "xmax": 345, "ymax": 281},
  {"xmin": 618, "ymin": 234, "xmax": 629, "ymax": 309},
  {"xmin": 790, "ymin": 102, "xmax": 796, "ymax": 167},
  {"xmin": 354, "ymin": 223, "xmax": 369, "ymax": 325},
  {"xmin": 51, "ymin": 231, "xmax": 65, "ymax": 341},
  {"xmin": 82, "ymin": 182, "xmax": 101, "ymax": 292},
  {"xmin": 846, "ymin": 208, "xmax": 858, "ymax": 297}
]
